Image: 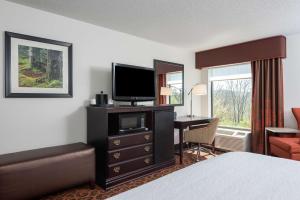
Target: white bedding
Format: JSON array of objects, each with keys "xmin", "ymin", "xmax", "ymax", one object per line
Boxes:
[{"xmin": 107, "ymin": 152, "xmax": 300, "ymax": 200}]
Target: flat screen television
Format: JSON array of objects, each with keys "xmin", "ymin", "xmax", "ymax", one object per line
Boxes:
[{"xmin": 112, "ymin": 63, "xmax": 156, "ymax": 105}]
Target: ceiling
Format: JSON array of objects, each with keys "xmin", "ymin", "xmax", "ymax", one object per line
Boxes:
[{"xmin": 6, "ymin": 0, "xmax": 300, "ymax": 50}]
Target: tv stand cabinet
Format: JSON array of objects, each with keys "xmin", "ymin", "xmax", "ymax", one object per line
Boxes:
[{"xmin": 87, "ymin": 105, "xmax": 175, "ymax": 189}]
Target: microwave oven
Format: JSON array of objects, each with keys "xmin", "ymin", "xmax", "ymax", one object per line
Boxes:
[{"xmin": 117, "ymin": 113, "xmax": 148, "ymax": 134}]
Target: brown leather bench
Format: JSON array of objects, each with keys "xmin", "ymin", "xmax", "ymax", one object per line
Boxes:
[{"xmin": 0, "ymin": 143, "xmax": 95, "ymax": 200}]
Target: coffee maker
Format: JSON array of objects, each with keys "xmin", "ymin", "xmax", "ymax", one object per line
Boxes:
[{"xmin": 95, "ymin": 91, "xmax": 108, "ymax": 106}]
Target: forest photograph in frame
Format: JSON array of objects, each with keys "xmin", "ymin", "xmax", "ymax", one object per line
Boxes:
[{"xmin": 5, "ymin": 32, "xmax": 72, "ymax": 97}]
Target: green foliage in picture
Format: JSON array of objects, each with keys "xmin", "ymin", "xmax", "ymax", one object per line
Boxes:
[{"xmin": 18, "ymin": 45, "xmax": 63, "ymax": 88}]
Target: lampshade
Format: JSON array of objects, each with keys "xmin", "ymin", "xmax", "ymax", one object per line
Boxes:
[
  {"xmin": 160, "ymin": 87, "xmax": 172, "ymax": 96},
  {"xmin": 192, "ymin": 84, "xmax": 207, "ymax": 95}
]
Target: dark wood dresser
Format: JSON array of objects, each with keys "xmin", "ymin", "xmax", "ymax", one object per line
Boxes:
[{"xmin": 87, "ymin": 105, "xmax": 175, "ymax": 189}]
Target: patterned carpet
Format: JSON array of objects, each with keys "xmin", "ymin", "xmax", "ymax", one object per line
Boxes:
[{"xmin": 42, "ymin": 151, "xmax": 216, "ymax": 200}]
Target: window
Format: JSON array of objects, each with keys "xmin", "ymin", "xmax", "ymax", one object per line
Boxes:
[
  {"xmin": 166, "ymin": 71, "xmax": 183, "ymax": 105},
  {"xmin": 209, "ymin": 63, "xmax": 252, "ymax": 129}
]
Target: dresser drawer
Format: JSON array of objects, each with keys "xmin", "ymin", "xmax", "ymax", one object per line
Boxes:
[
  {"xmin": 107, "ymin": 155, "xmax": 153, "ymax": 178},
  {"xmin": 107, "ymin": 143, "xmax": 153, "ymax": 164},
  {"xmin": 108, "ymin": 131, "xmax": 153, "ymax": 150}
]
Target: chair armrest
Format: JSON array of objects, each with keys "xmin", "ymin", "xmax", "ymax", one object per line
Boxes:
[
  {"xmin": 185, "ymin": 126, "xmax": 208, "ymax": 135},
  {"xmin": 189, "ymin": 124, "xmax": 209, "ymax": 130}
]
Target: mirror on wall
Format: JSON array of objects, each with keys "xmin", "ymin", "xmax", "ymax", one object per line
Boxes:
[{"xmin": 154, "ymin": 60, "xmax": 184, "ymax": 106}]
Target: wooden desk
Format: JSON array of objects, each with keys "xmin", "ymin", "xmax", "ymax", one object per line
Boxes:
[
  {"xmin": 265, "ymin": 127, "xmax": 300, "ymax": 155},
  {"xmin": 174, "ymin": 116, "xmax": 212, "ymax": 164}
]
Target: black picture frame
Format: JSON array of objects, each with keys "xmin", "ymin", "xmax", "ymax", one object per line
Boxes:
[{"xmin": 5, "ymin": 31, "xmax": 73, "ymax": 98}]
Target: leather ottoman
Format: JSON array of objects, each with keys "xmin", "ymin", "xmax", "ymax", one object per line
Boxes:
[{"xmin": 0, "ymin": 143, "xmax": 95, "ymax": 200}]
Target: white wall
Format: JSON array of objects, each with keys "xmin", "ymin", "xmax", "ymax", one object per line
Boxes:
[
  {"xmin": 284, "ymin": 33, "xmax": 300, "ymax": 128},
  {"xmin": 0, "ymin": 0, "xmax": 201, "ymax": 154},
  {"xmin": 199, "ymin": 68, "xmax": 209, "ymax": 117}
]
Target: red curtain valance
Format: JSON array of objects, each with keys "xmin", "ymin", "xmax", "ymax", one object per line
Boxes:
[{"xmin": 195, "ymin": 36, "xmax": 286, "ymax": 69}]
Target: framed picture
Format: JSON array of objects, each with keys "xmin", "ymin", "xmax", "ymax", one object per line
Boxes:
[{"xmin": 5, "ymin": 31, "xmax": 73, "ymax": 98}]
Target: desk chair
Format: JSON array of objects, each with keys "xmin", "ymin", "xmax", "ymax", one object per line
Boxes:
[{"xmin": 184, "ymin": 118, "xmax": 219, "ymax": 161}]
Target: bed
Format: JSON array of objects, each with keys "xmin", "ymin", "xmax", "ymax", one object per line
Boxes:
[{"xmin": 108, "ymin": 152, "xmax": 300, "ymax": 200}]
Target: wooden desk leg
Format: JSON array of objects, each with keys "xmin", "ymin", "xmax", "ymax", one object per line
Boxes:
[
  {"xmin": 179, "ymin": 128, "xmax": 184, "ymax": 164},
  {"xmin": 264, "ymin": 129, "xmax": 267, "ymax": 155},
  {"xmin": 265, "ymin": 130, "xmax": 270, "ymax": 155}
]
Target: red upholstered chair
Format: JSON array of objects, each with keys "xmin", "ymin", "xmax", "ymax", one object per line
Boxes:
[
  {"xmin": 292, "ymin": 108, "xmax": 300, "ymax": 129},
  {"xmin": 269, "ymin": 108, "xmax": 300, "ymax": 160}
]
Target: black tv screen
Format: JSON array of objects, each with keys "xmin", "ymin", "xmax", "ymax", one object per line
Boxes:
[{"xmin": 112, "ymin": 63, "xmax": 155, "ymax": 101}]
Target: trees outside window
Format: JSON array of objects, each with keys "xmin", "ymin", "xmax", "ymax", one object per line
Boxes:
[
  {"xmin": 212, "ymin": 79, "xmax": 251, "ymax": 129},
  {"xmin": 209, "ymin": 64, "xmax": 252, "ymax": 129}
]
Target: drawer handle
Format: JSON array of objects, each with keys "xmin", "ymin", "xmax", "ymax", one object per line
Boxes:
[
  {"xmin": 113, "ymin": 166, "xmax": 120, "ymax": 173},
  {"xmin": 113, "ymin": 152, "xmax": 121, "ymax": 159},
  {"xmin": 113, "ymin": 139, "xmax": 121, "ymax": 146},
  {"xmin": 144, "ymin": 135, "xmax": 150, "ymax": 141},
  {"xmin": 144, "ymin": 146, "xmax": 150, "ymax": 152},
  {"xmin": 144, "ymin": 158, "xmax": 151, "ymax": 164}
]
